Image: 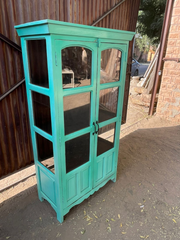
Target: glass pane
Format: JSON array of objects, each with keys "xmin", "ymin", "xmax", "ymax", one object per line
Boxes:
[
  {"xmin": 32, "ymin": 91, "xmax": 52, "ymax": 135},
  {"xmin": 100, "ymin": 48, "xmax": 121, "ymax": 84},
  {"xmin": 65, "ymin": 133, "xmax": 90, "ymax": 173},
  {"xmin": 97, "ymin": 123, "xmax": 116, "ymax": 156},
  {"xmin": 36, "ymin": 133, "xmax": 54, "ymax": 173},
  {"xmin": 27, "ymin": 40, "xmax": 49, "ymax": 88},
  {"xmin": 99, "ymin": 87, "xmax": 119, "ymax": 123},
  {"xmin": 62, "ymin": 47, "xmax": 91, "ymax": 88},
  {"xmin": 64, "ymin": 92, "xmax": 91, "ymax": 135}
]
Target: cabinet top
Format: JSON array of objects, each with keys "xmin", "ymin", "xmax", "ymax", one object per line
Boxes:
[{"xmin": 15, "ymin": 19, "xmax": 134, "ymax": 42}]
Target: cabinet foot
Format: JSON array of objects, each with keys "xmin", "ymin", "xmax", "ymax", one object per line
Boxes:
[
  {"xmin": 111, "ymin": 176, "xmax": 117, "ymax": 183},
  {"xmin": 39, "ymin": 195, "xmax": 44, "ymax": 202},
  {"xmin": 57, "ymin": 212, "xmax": 64, "ymax": 223}
]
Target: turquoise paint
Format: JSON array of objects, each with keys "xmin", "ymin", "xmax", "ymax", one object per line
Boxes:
[
  {"xmin": 15, "ymin": 19, "xmax": 134, "ymax": 41},
  {"xmin": 15, "ymin": 20, "xmax": 134, "ymax": 223}
]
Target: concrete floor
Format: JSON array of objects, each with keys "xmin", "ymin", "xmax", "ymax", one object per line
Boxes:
[{"xmin": 0, "ymin": 104, "xmax": 180, "ymax": 240}]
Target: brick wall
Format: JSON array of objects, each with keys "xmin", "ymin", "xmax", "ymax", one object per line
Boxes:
[{"xmin": 157, "ymin": 0, "xmax": 180, "ymax": 122}]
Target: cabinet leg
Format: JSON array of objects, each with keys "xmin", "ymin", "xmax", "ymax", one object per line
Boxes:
[
  {"xmin": 39, "ymin": 196, "xmax": 44, "ymax": 202},
  {"xmin": 57, "ymin": 212, "xmax": 64, "ymax": 223},
  {"xmin": 38, "ymin": 192, "xmax": 44, "ymax": 202},
  {"xmin": 111, "ymin": 174, "xmax": 117, "ymax": 183}
]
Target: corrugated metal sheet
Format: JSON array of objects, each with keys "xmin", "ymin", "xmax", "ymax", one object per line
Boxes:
[{"xmin": 0, "ymin": 0, "xmax": 140, "ymax": 177}]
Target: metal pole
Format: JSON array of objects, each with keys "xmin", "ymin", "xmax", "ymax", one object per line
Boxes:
[
  {"xmin": 149, "ymin": 0, "xmax": 174, "ymax": 115},
  {"xmin": 0, "ymin": 78, "xmax": 25, "ymax": 101},
  {"xmin": 0, "ymin": 33, "xmax": 21, "ymax": 52},
  {"xmin": 91, "ymin": 0, "xmax": 126, "ymax": 26}
]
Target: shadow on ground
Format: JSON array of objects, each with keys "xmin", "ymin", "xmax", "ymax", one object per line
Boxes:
[{"xmin": 0, "ymin": 125, "xmax": 180, "ymax": 240}]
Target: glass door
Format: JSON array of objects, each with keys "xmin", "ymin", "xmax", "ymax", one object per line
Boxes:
[
  {"xmin": 59, "ymin": 42, "xmax": 97, "ymax": 206},
  {"xmin": 94, "ymin": 44, "xmax": 127, "ymax": 187}
]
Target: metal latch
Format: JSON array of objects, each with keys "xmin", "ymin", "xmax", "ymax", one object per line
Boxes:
[{"xmin": 158, "ymin": 70, "xmax": 161, "ymax": 76}]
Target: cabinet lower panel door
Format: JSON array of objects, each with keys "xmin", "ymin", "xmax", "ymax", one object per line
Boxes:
[
  {"xmin": 66, "ymin": 164, "xmax": 92, "ymax": 206},
  {"xmin": 94, "ymin": 151, "xmax": 115, "ymax": 186}
]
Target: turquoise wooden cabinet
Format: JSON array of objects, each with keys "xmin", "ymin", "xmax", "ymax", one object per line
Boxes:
[{"xmin": 15, "ymin": 20, "xmax": 134, "ymax": 223}]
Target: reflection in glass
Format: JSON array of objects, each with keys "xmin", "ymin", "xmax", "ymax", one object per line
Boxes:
[
  {"xmin": 97, "ymin": 123, "xmax": 116, "ymax": 156},
  {"xmin": 63, "ymin": 92, "xmax": 91, "ymax": 135},
  {"xmin": 27, "ymin": 40, "xmax": 49, "ymax": 88},
  {"xmin": 61, "ymin": 47, "xmax": 91, "ymax": 88},
  {"xmin": 99, "ymin": 87, "xmax": 119, "ymax": 123},
  {"xmin": 65, "ymin": 133, "xmax": 90, "ymax": 173},
  {"xmin": 36, "ymin": 133, "xmax": 54, "ymax": 173},
  {"xmin": 32, "ymin": 91, "xmax": 52, "ymax": 135},
  {"xmin": 100, "ymin": 49, "xmax": 121, "ymax": 84}
]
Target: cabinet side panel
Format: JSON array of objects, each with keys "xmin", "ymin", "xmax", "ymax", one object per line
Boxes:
[{"xmin": 39, "ymin": 168, "xmax": 56, "ymax": 205}]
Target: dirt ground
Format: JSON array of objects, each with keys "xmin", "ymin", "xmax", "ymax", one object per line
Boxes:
[{"xmin": 0, "ymin": 102, "xmax": 180, "ymax": 240}]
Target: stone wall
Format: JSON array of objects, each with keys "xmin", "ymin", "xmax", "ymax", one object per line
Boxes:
[{"xmin": 157, "ymin": 0, "xmax": 180, "ymax": 122}]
